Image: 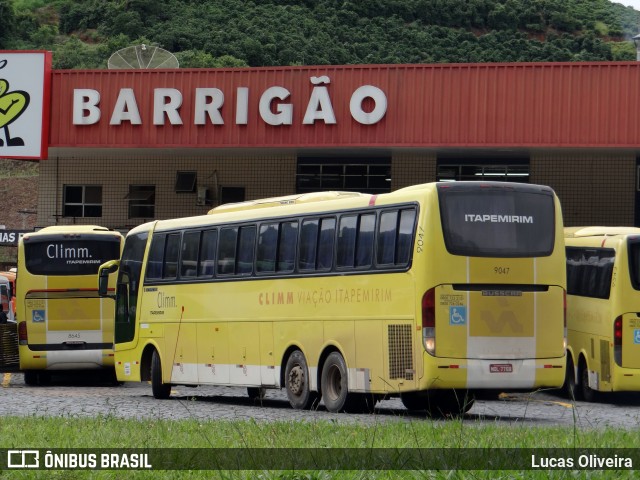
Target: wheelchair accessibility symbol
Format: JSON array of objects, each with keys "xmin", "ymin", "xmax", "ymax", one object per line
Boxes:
[
  {"xmin": 634, "ymin": 329, "xmax": 640, "ymax": 345},
  {"xmin": 449, "ymin": 306, "xmax": 467, "ymax": 326},
  {"xmin": 32, "ymin": 310, "xmax": 45, "ymax": 323}
]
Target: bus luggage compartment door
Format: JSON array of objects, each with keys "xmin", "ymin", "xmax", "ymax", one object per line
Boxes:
[{"xmin": 433, "ymin": 284, "xmax": 565, "ymax": 360}]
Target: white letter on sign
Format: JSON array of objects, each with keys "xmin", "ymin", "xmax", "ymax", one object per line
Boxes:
[
  {"xmin": 259, "ymin": 86, "xmax": 293, "ymax": 125},
  {"xmin": 110, "ymin": 88, "xmax": 142, "ymax": 125},
  {"xmin": 154, "ymin": 88, "xmax": 183, "ymax": 125},
  {"xmin": 194, "ymin": 88, "xmax": 224, "ymax": 125},
  {"xmin": 73, "ymin": 89, "xmax": 101, "ymax": 125},
  {"xmin": 350, "ymin": 85, "xmax": 387, "ymax": 125}
]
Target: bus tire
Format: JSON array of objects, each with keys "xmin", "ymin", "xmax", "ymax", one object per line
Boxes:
[
  {"xmin": 579, "ymin": 358, "xmax": 598, "ymax": 403},
  {"xmin": 401, "ymin": 392, "xmax": 427, "ymax": 411},
  {"xmin": 563, "ymin": 355, "xmax": 578, "ymax": 400},
  {"xmin": 151, "ymin": 350, "xmax": 171, "ymax": 400},
  {"xmin": 320, "ymin": 351, "xmax": 355, "ymax": 413},
  {"xmin": 247, "ymin": 387, "xmax": 266, "ymax": 401},
  {"xmin": 284, "ymin": 350, "xmax": 318, "ymax": 410},
  {"xmin": 402, "ymin": 390, "xmax": 474, "ymax": 417},
  {"xmin": 433, "ymin": 389, "xmax": 474, "ymax": 417},
  {"xmin": 24, "ymin": 371, "xmax": 39, "ymax": 386}
]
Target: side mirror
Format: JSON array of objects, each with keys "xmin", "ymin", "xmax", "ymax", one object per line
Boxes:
[{"xmin": 98, "ymin": 260, "xmax": 120, "ymax": 298}]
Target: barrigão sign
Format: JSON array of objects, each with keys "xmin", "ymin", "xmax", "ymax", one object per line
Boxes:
[{"xmin": 73, "ymin": 76, "xmax": 387, "ymax": 127}]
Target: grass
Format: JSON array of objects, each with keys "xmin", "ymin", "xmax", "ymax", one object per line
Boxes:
[
  {"xmin": 1, "ymin": 415, "xmax": 639, "ymax": 479},
  {"xmin": 0, "ymin": 159, "xmax": 38, "ymax": 179}
]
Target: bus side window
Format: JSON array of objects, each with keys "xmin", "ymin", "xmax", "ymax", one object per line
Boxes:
[
  {"xmin": 566, "ymin": 247, "xmax": 615, "ymax": 299},
  {"xmin": 277, "ymin": 222, "xmax": 298, "ymax": 272},
  {"xmin": 377, "ymin": 211, "xmax": 398, "ymax": 265},
  {"xmin": 257, "ymin": 223, "xmax": 278, "ymax": 273},
  {"xmin": 598, "ymin": 256, "xmax": 614, "ymax": 298},
  {"xmin": 146, "ymin": 235, "xmax": 166, "ymax": 280},
  {"xmin": 299, "ymin": 219, "xmax": 319, "ymax": 271},
  {"xmin": 337, "ymin": 215, "xmax": 357, "ymax": 268},
  {"xmin": 237, "ymin": 226, "xmax": 256, "ymax": 275},
  {"xmin": 566, "ymin": 248, "xmax": 583, "ymax": 295},
  {"xmin": 355, "ymin": 214, "xmax": 375, "ymax": 268},
  {"xmin": 180, "ymin": 231, "xmax": 200, "ymax": 278},
  {"xmin": 198, "ymin": 229, "xmax": 217, "ymax": 277},
  {"xmin": 317, "ymin": 218, "xmax": 336, "ymax": 270},
  {"xmin": 397, "ymin": 208, "xmax": 416, "ymax": 265},
  {"xmin": 218, "ymin": 228, "xmax": 238, "ymax": 275},
  {"xmin": 163, "ymin": 234, "xmax": 181, "ymax": 280}
]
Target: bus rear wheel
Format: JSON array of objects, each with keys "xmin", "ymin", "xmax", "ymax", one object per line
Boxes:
[
  {"xmin": 401, "ymin": 390, "xmax": 474, "ymax": 417},
  {"xmin": 320, "ymin": 351, "xmax": 368, "ymax": 413},
  {"xmin": 284, "ymin": 350, "xmax": 318, "ymax": 409},
  {"xmin": 579, "ymin": 358, "xmax": 598, "ymax": 403},
  {"xmin": 563, "ymin": 355, "xmax": 578, "ymax": 400},
  {"xmin": 151, "ymin": 350, "xmax": 171, "ymax": 400}
]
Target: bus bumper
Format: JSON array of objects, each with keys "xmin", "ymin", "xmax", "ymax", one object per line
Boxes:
[
  {"xmin": 611, "ymin": 369, "xmax": 640, "ymax": 392},
  {"xmin": 19, "ymin": 348, "xmax": 114, "ymax": 370},
  {"xmin": 422, "ymin": 357, "xmax": 565, "ymax": 390},
  {"xmin": 114, "ymin": 354, "xmax": 142, "ymax": 382}
]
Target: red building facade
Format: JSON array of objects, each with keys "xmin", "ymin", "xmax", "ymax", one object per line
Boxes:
[{"xmin": 31, "ymin": 62, "xmax": 640, "ymax": 229}]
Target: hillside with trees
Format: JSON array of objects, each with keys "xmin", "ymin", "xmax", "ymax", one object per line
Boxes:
[{"xmin": 0, "ymin": 0, "xmax": 639, "ymax": 68}]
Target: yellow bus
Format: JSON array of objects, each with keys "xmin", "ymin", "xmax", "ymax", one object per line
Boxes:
[
  {"xmin": 99, "ymin": 182, "xmax": 566, "ymax": 414},
  {"xmin": 564, "ymin": 226, "xmax": 640, "ymax": 401},
  {"xmin": 0, "ymin": 270, "xmax": 17, "ymax": 318},
  {"xmin": 17, "ymin": 225, "xmax": 124, "ymax": 385},
  {"xmin": 0, "ymin": 273, "xmax": 15, "ymax": 322}
]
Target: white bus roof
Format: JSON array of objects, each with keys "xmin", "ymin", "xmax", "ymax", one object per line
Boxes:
[
  {"xmin": 208, "ymin": 191, "xmax": 369, "ymax": 215},
  {"xmin": 564, "ymin": 226, "xmax": 640, "ymax": 238}
]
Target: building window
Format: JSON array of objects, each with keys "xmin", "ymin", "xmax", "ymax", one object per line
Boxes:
[
  {"xmin": 175, "ymin": 171, "xmax": 197, "ymax": 193},
  {"xmin": 220, "ymin": 186, "xmax": 245, "ymax": 204},
  {"xmin": 63, "ymin": 185, "xmax": 103, "ymax": 217},
  {"xmin": 296, "ymin": 158, "xmax": 391, "ymax": 194},
  {"xmin": 127, "ymin": 185, "xmax": 155, "ymax": 218},
  {"xmin": 437, "ymin": 159, "xmax": 529, "ymax": 183}
]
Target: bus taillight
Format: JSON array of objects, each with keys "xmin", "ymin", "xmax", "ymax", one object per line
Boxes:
[
  {"xmin": 614, "ymin": 315, "xmax": 622, "ymax": 366},
  {"xmin": 422, "ymin": 288, "xmax": 436, "ymax": 356},
  {"xmin": 18, "ymin": 321, "xmax": 28, "ymax": 345}
]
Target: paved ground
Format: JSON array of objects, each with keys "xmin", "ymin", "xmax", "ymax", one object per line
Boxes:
[{"xmin": 2, "ymin": 371, "xmax": 640, "ymax": 428}]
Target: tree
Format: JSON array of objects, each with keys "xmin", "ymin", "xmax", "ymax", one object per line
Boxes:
[{"xmin": 0, "ymin": 0, "xmax": 16, "ymax": 49}]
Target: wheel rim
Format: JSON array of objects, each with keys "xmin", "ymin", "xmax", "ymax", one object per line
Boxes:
[
  {"xmin": 325, "ymin": 364, "xmax": 342, "ymax": 401},
  {"xmin": 288, "ymin": 364, "xmax": 304, "ymax": 396}
]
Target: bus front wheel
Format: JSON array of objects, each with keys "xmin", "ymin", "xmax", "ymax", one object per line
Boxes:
[
  {"xmin": 247, "ymin": 387, "xmax": 266, "ymax": 401},
  {"xmin": 151, "ymin": 350, "xmax": 171, "ymax": 400},
  {"xmin": 284, "ymin": 350, "xmax": 318, "ymax": 410}
]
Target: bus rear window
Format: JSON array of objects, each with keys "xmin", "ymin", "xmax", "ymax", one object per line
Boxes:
[
  {"xmin": 628, "ymin": 239, "xmax": 640, "ymax": 291},
  {"xmin": 25, "ymin": 239, "xmax": 122, "ymax": 275},
  {"xmin": 438, "ymin": 185, "xmax": 555, "ymax": 257}
]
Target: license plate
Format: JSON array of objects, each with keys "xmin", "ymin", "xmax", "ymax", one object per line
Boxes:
[{"xmin": 489, "ymin": 363, "xmax": 513, "ymax": 373}]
